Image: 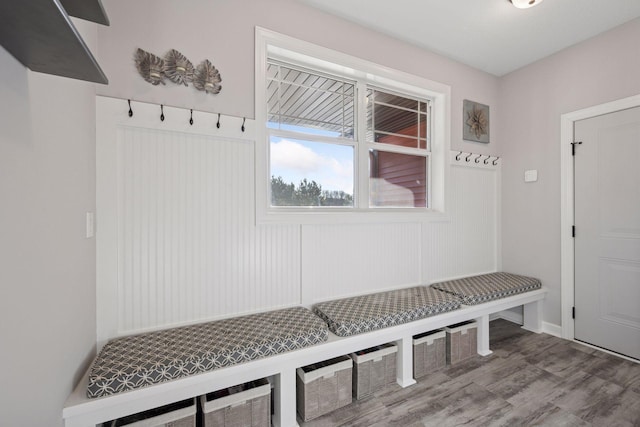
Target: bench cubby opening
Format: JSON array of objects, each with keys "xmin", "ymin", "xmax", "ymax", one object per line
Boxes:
[
  {"xmin": 350, "ymin": 343, "xmax": 397, "ymax": 400},
  {"xmin": 413, "ymin": 330, "xmax": 446, "ymax": 378}
]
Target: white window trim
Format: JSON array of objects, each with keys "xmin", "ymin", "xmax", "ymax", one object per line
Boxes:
[{"xmin": 255, "ymin": 27, "xmax": 451, "ymax": 224}]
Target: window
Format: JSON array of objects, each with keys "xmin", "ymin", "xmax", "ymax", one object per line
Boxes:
[
  {"xmin": 367, "ymin": 88, "xmax": 430, "ymax": 208},
  {"xmin": 256, "ymin": 28, "xmax": 450, "ymax": 222},
  {"xmin": 267, "ymin": 62, "xmax": 356, "ymax": 207},
  {"xmin": 266, "ymin": 63, "xmax": 431, "ymax": 210}
]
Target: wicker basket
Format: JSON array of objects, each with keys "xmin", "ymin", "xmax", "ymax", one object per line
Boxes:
[
  {"xmin": 413, "ymin": 330, "xmax": 446, "ymax": 378},
  {"xmin": 296, "ymin": 355, "xmax": 353, "ymax": 421},
  {"xmin": 445, "ymin": 321, "xmax": 477, "ymax": 365},
  {"xmin": 350, "ymin": 343, "xmax": 397, "ymax": 399},
  {"xmin": 199, "ymin": 378, "xmax": 270, "ymax": 427},
  {"xmin": 104, "ymin": 398, "xmax": 196, "ymax": 427}
]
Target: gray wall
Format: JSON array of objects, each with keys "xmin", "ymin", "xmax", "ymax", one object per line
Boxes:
[
  {"xmin": 0, "ymin": 2, "xmax": 638, "ymax": 425},
  {"xmin": 499, "ymin": 18, "xmax": 640, "ymax": 325},
  {"xmin": 97, "ymin": 0, "xmax": 501, "ymax": 156},
  {"xmin": 0, "ymin": 20, "xmax": 97, "ymax": 427}
]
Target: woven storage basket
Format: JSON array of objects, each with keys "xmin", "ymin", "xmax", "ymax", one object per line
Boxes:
[
  {"xmin": 413, "ymin": 330, "xmax": 446, "ymax": 378},
  {"xmin": 296, "ymin": 355, "xmax": 352, "ymax": 421},
  {"xmin": 445, "ymin": 321, "xmax": 477, "ymax": 365},
  {"xmin": 350, "ymin": 343, "xmax": 397, "ymax": 399},
  {"xmin": 104, "ymin": 398, "xmax": 196, "ymax": 427},
  {"xmin": 199, "ymin": 378, "xmax": 270, "ymax": 427}
]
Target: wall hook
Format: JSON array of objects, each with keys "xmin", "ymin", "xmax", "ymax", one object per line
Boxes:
[
  {"xmin": 189, "ymin": 109, "xmax": 194, "ymax": 126},
  {"xmin": 474, "ymin": 154, "xmax": 482, "ymax": 163},
  {"xmin": 492, "ymin": 156, "xmax": 500, "ymax": 165},
  {"xmin": 455, "ymin": 151, "xmax": 462, "ymax": 161},
  {"xmin": 128, "ymin": 99, "xmax": 133, "ymax": 117},
  {"xmin": 241, "ymin": 117, "xmax": 246, "ymax": 132},
  {"xmin": 216, "ymin": 113, "xmax": 221, "ymax": 129},
  {"xmin": 465, "ymin": 153, "xmax": 472, "ymax": 162},
  {"xmin": 484, "ymin": 155, "xmax": 491, "ymax": 165},
  {"xmin": 160, "ymin": 105, "xmax": 165, "ymax": 122}
]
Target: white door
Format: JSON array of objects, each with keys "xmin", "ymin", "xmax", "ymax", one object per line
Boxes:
[{"xmin": 574, "ymin": 106, "xmax": 640, "ymax": 360}]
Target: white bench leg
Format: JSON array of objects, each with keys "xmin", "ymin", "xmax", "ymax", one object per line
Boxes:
[
  {"xmin": 522, "ymin": 300, "xmax": 543, "ymax": 333},
  {"xmin": 272, "ymin": 368, "xmax": 299, "ymax": 427},
  {"xmin": 395, "ymin": 335, "xmax": 417, "ymax": 388},
  {"xmin": 476, "ymin": 315, "xmax": 492, "ymax": 356}
]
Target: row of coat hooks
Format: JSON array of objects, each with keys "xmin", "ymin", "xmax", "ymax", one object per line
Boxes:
[
  {"xmin": 454, "ymin": 151, "xmax": 500, "ymax": 166},
  {"xmin": 126, "ymin": 99, "xmax": 246, "ymax": 132}
]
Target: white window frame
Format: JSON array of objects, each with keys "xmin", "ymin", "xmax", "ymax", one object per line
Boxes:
[
  {"xmin": 365, "ymin": 85, "xmax": 432, "ymax": 209},
  {"xmin": 255, "ymin": 27, "xmax": 451, "ymax": 224}
]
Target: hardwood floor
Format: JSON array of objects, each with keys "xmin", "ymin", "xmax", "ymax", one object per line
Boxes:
[{"xmin": 300, "ymin": 319, "xmax": 640, "ymax": 427}]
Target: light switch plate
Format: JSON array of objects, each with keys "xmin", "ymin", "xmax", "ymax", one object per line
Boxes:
[
  {"xmin": 524, "ymin": 170, "xmax": 538, "ymax": 182},
  {"xmin": 86, "ymin": 212, "xmax": 95, "ymax": 238}
]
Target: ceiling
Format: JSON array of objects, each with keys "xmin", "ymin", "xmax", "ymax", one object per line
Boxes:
[{"xmin": 299, "ymin": 0, "xmax": 640, "ymax": 76}]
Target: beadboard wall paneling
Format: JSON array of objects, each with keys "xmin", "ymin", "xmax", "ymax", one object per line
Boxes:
[
  {"xmin": 116, "ymin": 127, "xmax": 300, "ymax": 334},
  {"xmin": 97, "ymin": 98, "xmax": 300, "ymax": 342},
  {"xmin": 301, "ymin": 223, "xmax": 422, "ymax": 304},
  {"xmin": 456, "ymin": 163, "xmax": 498, "ymax": 274},
  {"xmin": 422, "ymin": 163, "xmax": 498, "ymax": 284},
  {"xmin": 97, "ymin": 97, "xmax": 500, "ymax": 341}
]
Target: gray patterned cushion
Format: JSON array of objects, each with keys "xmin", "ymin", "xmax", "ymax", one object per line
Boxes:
[
  {"xmin": 431, "ymin": 272, "xmax": 541, "ymax": 305},
  {"xmin": 87, "ymin": 307, "xmax": 328, "ymax": 398},
  {"xmin": 313, "ymin": 287, "xmax": 461, "ymax": 337}
]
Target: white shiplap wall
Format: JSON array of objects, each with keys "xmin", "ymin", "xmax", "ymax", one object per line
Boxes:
[
  {"xmin": 301, "ymin": 223, "xmax": 423, "ymax": 304},
  {"xmin": 97, "ymin": 98, "xmax": 301, "ymax": 342},
  {"xmin": 97, "ymin": 97, "xmax": 500, "ymax": 342}
]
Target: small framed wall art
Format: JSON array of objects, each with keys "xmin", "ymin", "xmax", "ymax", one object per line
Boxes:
[{"xmin": 463, "ymin": 99, "xmax": 490, "ymax": 143}]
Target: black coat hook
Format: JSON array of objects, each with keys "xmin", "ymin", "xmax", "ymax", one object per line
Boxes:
[
  {"xmin": 160, "ymin": 105, "xmax": 165, "ymax": 122},
  {"xmin": 241, "ymin": 117, "xmax": 246, "ymax": 132},
  {"xmin": 456, "ymin": 151, "xmax": 462, "ymax": 161},
  {"xmin": 128, "ymin": 99, "xmax": 133, "ymax": 117},
  {"xmin": 492, "ymin": 156, "xmax": 500, "ymax": 166},
  {"xmin": 189, "ymin": 109, "xmax": 194, "ymax": 126},
  {"xmin": 474, "ymin": 154, "xmax": 482, "ymax": 163},
  {"xmin": 216, "ymin": 113, "xmax": 221, "ymax": 129},
  {"xmin": 484, "ymin": 155, "xmax": 491, "ymax": 165},
  {"xmin": 465, "ymin": 153, "xmax": 472, "ymax": 162}
]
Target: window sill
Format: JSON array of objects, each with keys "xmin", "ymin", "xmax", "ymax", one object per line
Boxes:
[{"xmin": 256, "ymin": 208, "xmax": 451, "ymax": 225}]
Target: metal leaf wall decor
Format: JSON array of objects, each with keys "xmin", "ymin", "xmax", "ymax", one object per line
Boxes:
[
  {"xmin": 134, "ymin": 48, "xmax": 222, "ymax": 95},
  {"xmin": 134, "ymin": 48, "xmax": 166, "ymax": 85},
  {"xmin": 193, "ymin": 60, "xmax": 222, "ymax": 94},
  {"xmin": 163, "ymin": 49, "xmax": 194, "ymax": 86}
]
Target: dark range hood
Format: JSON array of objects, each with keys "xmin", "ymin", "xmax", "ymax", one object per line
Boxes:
[{"xmin": 0, "ymin": 0, "xmax": 109, "ymax": 84}]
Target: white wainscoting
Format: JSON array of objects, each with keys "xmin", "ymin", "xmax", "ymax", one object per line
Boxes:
[
  {"xmin": 97, "ymin": 97, "xmax": 501, "ymax": 343},
  {"xmin": 301, "ymin": 223, "xmax": 423, "ymax": 304},
  {"xmin": 97, "ymin": 97, "xmax": 301, "ymax": 343}
]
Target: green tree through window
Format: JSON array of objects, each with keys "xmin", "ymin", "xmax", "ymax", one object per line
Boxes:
[{"xmin": 271, "ymin": 176, "xmax": 353, "ymax": 207}]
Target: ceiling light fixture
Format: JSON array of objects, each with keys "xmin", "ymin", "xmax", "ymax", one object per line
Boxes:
[{"xmin": 510, "ymin": 0, "xmax": 543, "ymax": 9}]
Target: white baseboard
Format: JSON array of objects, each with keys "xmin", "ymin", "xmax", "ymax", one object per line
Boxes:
[
  {"xmin": 489, "ymin": 310, "xmax": 523, "ymax": 325},
  {"xmin": 490, "ymin": 312, "xmax": 562, "ymax": 338},
  {"xmin": 542, "ymin": 321, "xmax": 562, "ymax": 337}
]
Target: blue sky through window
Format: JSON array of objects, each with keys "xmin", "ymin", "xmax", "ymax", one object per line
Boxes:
[{"xmin": 270, "ymin": 136, "xmax": 354, "ymax": 195}]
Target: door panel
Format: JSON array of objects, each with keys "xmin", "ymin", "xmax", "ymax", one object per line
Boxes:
[{"xmin": 574, "ymin": 106, "xmax": 640, "ymax": 360}]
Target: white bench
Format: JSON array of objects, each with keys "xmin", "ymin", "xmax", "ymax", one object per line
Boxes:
[{"xmin": 63, "ymin": 287, "xmax": 545, "ymax": 427}]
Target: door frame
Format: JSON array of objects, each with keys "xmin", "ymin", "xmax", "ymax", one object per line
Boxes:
[{"xmin": 560, "ymin": 94, "xmax": 640, "ymax": 340}]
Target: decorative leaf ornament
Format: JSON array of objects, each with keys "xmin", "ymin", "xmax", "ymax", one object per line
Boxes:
[
  {"xmin": 193, "ymin": 60, "xmax": 222, "ymax": 94},
  {"xmin": 134, "ymin": 48, "xmax": 165, "ymax": 85},
  {"xmin": 466, "ymin": 104, "xmax": 488, "ymax": 139},
  {"xmin": 163, "ymin": 49, "xmax": 194, "ymax": 86},
  {"xmin": 134, "ymin": 48, "xmax": 222, "ymax": 95}
]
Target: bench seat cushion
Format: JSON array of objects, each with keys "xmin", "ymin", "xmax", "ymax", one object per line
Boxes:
[
  {"xmin": 87, "ymin": 307, "xmax": 328, "ymax": 398},
  {"xmin": 431, "ymin": 272, "xmax": 541, "ymax": 305},
  {"xmin": 313, "ymin": 286, "xmax": 461, "ymax": 337}
]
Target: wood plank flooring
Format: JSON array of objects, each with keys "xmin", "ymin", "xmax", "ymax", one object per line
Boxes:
[{"xmin": 300, "ymin": 319, "xmax": 640, "ymax": 427}]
